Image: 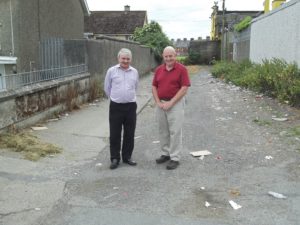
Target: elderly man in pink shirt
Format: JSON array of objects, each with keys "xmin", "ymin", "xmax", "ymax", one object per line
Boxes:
[{"xmin": 104, "ymin": 48, "xmax": 139, "ymax": 169}]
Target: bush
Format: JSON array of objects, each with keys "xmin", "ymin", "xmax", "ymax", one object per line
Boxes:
[
  {"xmin": 234, "ymin": 16, "xmax": 252, "ymax": 32},
  {"xmin": 212, "ymin": 59, "xmax": 300, "ymax": 106},
  {"xmin": 185, "ymin": 51, "xmax": 201, "ymax": 65}
]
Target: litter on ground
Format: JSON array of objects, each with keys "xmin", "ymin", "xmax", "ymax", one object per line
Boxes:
[
  {"xmin": 272, "ymin": 117, "xmax": 288, "ymax": 122},
  {"xmin": 229, "ymin": 200, "xmax": 242, "ymax": 210},
  {"xmin": 190, "ymin": 150, "xmax": 212, "ymax": 157},
  {"xmin": 268, "ymin": 191, "xmax": 287, "ymax": 199},
  {"xmin": 31, "ymin": 126, "xmax": 48, "ymax": 131}
]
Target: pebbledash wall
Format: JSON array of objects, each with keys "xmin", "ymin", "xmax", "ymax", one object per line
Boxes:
[
  {"xmin": 250, "ymin": 0, "xmax": 300, "ymax": 66},
  {"xmin": 0, "ymin": 37, "xmax": 157, "ymax": 130}
]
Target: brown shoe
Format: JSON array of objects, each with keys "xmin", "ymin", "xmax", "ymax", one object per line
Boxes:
[
  {"xmin": 166, "ymin": 160, "xmax": 179, "ymax": 170},
  {"xmin": 156, "ymin": 155, "xmax": 170, "ymax": 164}
]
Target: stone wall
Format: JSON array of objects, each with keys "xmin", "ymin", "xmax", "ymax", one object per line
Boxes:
[{"xmin": 0, "ymin": 73, "xmax": 90, "ymax": 130}]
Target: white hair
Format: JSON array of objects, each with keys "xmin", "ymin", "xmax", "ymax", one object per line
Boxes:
[
  {"xmin": 118, "ymin": 48, "xmax": 132, "ymax": 59},
  {"xmin": 163, "ymin": 46, "xmax": 176, "ymax": 54}
]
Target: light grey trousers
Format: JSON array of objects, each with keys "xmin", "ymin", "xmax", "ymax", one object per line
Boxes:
[{"xmin": 156, "ymin": 98, "xmax": 185, "ymax": 161}]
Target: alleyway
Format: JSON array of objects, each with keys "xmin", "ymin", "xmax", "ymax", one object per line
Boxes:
[{"xmin": 1, "ymin": 67, "xmax": 299, "ymax": 225}]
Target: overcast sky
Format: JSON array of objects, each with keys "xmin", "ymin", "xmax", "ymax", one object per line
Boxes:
[{"xmin": 86, "ymin": 0, "xmax": 266, "ymax": 40}]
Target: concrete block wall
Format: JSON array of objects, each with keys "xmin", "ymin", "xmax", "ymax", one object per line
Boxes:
[
  {"xmin": 250, "ymin": 0, "xmax": 300, "ymax": 65},
  {"xmin": 233, "ymin": 27, "xmax": 251, "ymax": 62},
  {"xmin": 87, "ymin": 37, "xmax": 157, "ymax": 81},
  {"xmin": 189, "ymin": 40, "xmax": 221, "ymax": 64}
]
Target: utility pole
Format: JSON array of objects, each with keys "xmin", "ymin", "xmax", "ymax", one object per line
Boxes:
[{"xmin": 221, "ymin": 0, "xmax": 226, "ymax": 60}]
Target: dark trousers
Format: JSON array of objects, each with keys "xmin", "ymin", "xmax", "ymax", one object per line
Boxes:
[{"xmin": 109, "ymin": 101, "xmax": 137, "ymax": 162}]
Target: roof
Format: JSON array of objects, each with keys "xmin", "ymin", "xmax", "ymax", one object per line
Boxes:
[
  {"xmin": 217, "ymin": 10, "xmax": 263, "ymax": 16},
  {"xmin": 84, "ymin": 10, "xmax": 148, "ymax": 35},
  {"xmin": 0, "ymin": 56, "xmax": 17, "ymax": 64}
]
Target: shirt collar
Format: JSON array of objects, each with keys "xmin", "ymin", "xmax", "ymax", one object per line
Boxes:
[
  {"xmin": 117, "ymin": 64, "xmax": 132, "ymax": 71},
  {"xmin": 163, "ymin": 62, "xmax": 177, "ymax": 71}
]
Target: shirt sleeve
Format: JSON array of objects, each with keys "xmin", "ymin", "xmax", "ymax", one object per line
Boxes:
[
  {"xmin": 104, "ymin": 68, "xmax": 112, "ymax": 97},
  {"xmin": 181, "ymin": 66, "xmax": 191, "ymax": 87},
  {"xmin": 152, "ymin": 68, "xmax": 159, "ymax": 87}
]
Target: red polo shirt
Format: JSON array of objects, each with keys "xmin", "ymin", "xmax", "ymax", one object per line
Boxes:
[{"xmin": 152, "ymin": 62, "xmax": 191, "ymax": 99}]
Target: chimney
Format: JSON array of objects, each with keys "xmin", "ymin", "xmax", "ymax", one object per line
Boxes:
[
  {"xmin": 190, "ymin": 38, "xmax": 194, "ymax": 41},
  {"xmin": 124, "ymin": 5, "xmax": 130, "ymax": 11}
]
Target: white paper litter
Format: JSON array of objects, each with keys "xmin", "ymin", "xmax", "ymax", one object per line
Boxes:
[
  {"xmin": 268, "ymin": 191, "xmax": 287, "ymax": 199},
  {"xmin": 265, "ymin": 156, "xmax": 273, "ymax": 160},
  {"xmin": 205, "ymin": 201, "xmax": 211, "ymax": 207},
  {"xmin": 190, "ymin": 150, "xmax": 212, "ymax": 157},
  {"xmin": 199, "ymin": 155, "xmax": 205, "ymax": 160},
  {"xmin": 229, "ymin": 200, "xmax": 242, "ymax": 210},
  {"xmin": 272, "ymin": 117, "xmax": 288, "ymax": 122},
  {"xmin": 152, "ymin": 141, "xmax": 160, "ymax": 144},
  {"xmin": 31, "ymin": 126, "xmax": 48, "ymax": 131}
]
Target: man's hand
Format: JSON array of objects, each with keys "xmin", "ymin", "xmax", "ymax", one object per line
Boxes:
[{"xmin": 160, "ymin": 100, "xmax": 174, "ymax": 111}]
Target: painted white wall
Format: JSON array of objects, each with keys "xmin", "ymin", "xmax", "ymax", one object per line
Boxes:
[{"xmin": 250, "ymin": 0, "xmax": 300, "ymax": 65}]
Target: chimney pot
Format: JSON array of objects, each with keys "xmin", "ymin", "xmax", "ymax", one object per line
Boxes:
[{"xmin": 124, "ymin": 5, "xmax": 130, "ymax": 11}]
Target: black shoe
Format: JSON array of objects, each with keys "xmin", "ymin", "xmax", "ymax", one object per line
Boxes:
[
  {"xmin": 156, "ymin": 155, "xmax": 170, "ymax": 164},
  {"xmin": 123, "ymin": 159, "xmax": 137, "ymax": 166},
  {"xmin": 110, "ymin": 159, "xmax": 119, "ymax": 169},
  {"xmin": 166, "ymin": 160, "xmax": 179, "ymax": 170}
]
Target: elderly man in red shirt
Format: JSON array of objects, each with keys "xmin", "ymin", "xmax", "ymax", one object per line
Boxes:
[{"xmin": 152, "ymin": 46, "xmax": 191, "ymax": 170}]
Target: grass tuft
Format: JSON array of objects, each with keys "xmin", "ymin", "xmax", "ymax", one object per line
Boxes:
[{"xmin": 0, "ymin": 132, "xmax": 62, "ymax": 161}]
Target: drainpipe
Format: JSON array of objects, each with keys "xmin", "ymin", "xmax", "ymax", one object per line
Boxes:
[{"xmin": 9, "ymin": 0, "xmax": 15, "ymax": 55}]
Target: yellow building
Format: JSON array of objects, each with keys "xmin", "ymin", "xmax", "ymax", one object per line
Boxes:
[
  {"xmin": 264, "ymin": 0, "xmax": 287, "ymax": 13},
  {"xmin": 210, "ymin": 2, "xmax": 263, "ymax": 41}
]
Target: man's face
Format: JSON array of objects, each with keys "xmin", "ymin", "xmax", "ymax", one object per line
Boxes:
[
  {"xmin": 163, "ymin": 49, "xmax": 176, "ymax": 67},
  {"xmin": 118, "ymin": 54, "xmax": 131, "ymax": 69}
]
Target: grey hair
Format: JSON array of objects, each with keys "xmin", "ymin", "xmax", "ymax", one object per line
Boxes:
[
  {"xmin": 118, "ymin": 48, "xmax": 132, "ymax": 59},
  {"xmin": 163, "ymin": 46, "xmax": 176, "ymax": 54}
]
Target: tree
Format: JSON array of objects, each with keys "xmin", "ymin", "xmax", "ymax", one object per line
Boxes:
[{"xmin": 133, "ymin": 21, "xmax": 172, "ymax": 63}]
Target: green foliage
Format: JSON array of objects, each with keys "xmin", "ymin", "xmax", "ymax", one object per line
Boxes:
[
  {"xmin": 176, "ymin": 56, "xmax": 187, "ymax": 65},
  {"xmin": 212, "ymin": 59, "xmax": 300, "ymax": 106},
  {"xmin": 234, "ymin": 16, "xmax": 252, "ymax": 32},
  {"xmin": 183, "ymin": 50, "xmax": 202, "ymax": 65},
  {"xmin": 133, "ymin": 21, "xmax": 172, "ymax": 63}
]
